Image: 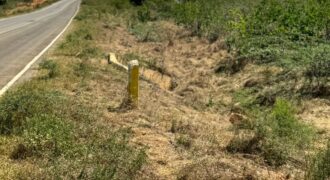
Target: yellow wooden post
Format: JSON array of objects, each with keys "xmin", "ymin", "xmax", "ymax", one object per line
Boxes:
[{"xmin": 128, "ymin": 60, "xmax": 139, "ymax": 107}]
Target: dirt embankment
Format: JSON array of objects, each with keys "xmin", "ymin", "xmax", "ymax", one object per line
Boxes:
[{"xmin": 92, "ymin": 19, "xmax": 329, "ymax": 179}]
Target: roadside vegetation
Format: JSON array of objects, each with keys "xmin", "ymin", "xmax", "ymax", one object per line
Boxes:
[
  {"xmin": 0, "ymin": 73, "xmax": 146, "ymax": 179},
  {"xmin": 0, "ymin": 0, "xmax": 58, "ymax": 17},
  {"xmin": 306, "ymin": 141, "xmax": 330, "ymax": 180},
  {"xmin": 0, "ymin": 0, "xmax": 329, "ymax": 179},
  {"xmin": 227, "ymin": 99, "xmax": 316, "ymax": 166}
]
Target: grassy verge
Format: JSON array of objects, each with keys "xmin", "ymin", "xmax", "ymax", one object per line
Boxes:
[
  {"xmin": 0, "ymin": 77, "xmax": 146, "ymax": 179},
  {"xmin": 0, "ymin": 1, "xmax": 146, "ymax": 179}
]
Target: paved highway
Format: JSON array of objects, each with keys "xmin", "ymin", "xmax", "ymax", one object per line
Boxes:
[{"xmin": 0, "ymin": 0, "xmax": 80, "ymax": 91}]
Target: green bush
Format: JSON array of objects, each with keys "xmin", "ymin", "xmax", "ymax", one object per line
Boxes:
[
  {"xmin": 0, "ymin": 83, "xmax": 67, "ymax": 134},
  {"xmin": 22, "ymin": 114, "xmax": 74, "ymax": 157},
  {"xmin": 306, "ymin": 141, "xmax": 330, "ymax": 180},
  {"xmin": 39, "ymin": 59, "xmax": 60, "ymax": 79},
  {"xmin": 228, "ymin": 99, "xmax": 315, "ymax": 166},
  {"xmin": 167, "ymin": 0, "xmax": 226, "ymax": 40},
  {"xmin": 257, "ymin": 99, "xmax": 315, "ymax": 166},
  {"xmin": 137, "ymin": 5, "xmax": 151, "ymax": 22}
]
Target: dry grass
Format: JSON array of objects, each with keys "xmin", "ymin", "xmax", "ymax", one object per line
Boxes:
[{"xmin": 90, "ymin": 14, "xmax": 330, "ymax": 179}]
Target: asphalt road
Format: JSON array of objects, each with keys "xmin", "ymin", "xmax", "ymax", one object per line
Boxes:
[{"xmin": 0, "ymin": 0, "xmax": 80, "ymax": 89}]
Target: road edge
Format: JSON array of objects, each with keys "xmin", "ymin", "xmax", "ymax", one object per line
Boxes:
[{"xmin": 0, "ymin": 0, "xmax": 80, "ymax": 96}]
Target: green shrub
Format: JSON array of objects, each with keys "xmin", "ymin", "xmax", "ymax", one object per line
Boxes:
[
  {"xmin": 22, "ymin": 114, "xmax": 74, "ymax": 157},
  {"xmin": 228, "ymin": 99, "xmax": 315, "ymax": 166},
  {"xmin": 137, "ymin": 5, "xmax": 151, "ymax": 22},
  {"xmin": 306, "ymin": 141, "xmax": 330, "ymax": 180},
  {"xmin": 39, "ymin": 59, "xmax": 60, "ymax": 79},
  {"xmin": 0, "ymin": 83, "xmax": 67, "ymax": 134},
  {"xmin": 169, "ymin": 0, "xmax": 228, "ymax": 39},
  {"xmin": 257, "ymin": 99, "xmax": 315, "ymax": 166}
]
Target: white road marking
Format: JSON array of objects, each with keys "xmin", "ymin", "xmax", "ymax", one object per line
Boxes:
[{"xmin": 0, "ymin": 0, "xmax": 80, "ymax": 96}]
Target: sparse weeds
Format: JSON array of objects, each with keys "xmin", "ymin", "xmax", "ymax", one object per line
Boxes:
[
  {"xmin": 306, "ymin": 141, "xmax": 330, "ymax": 180},
  {"xmin": 57, "ymin": 19, "xmax": 102, "ymax": 59},
  {"xmin": 90, "ymin": 129, "xmax": 147, "ymax": 179},
  {"xmin": 122, "ymin": 52, "xmax": 142, "ymax": 64},
  {"xmin": 176, "ymin": 135, "xmax": 192, "ymax": 149},
  {"xmin": 122, "ymin": 52, "xmax": 167, "ymax": 74},
  {"xmin": 58, "ymin": 28, "xmax": 101, "ymax": 59},
  {"xmin": 74, "ymin": 60, "xmax": 94, "ymax": 79},
  {"xmin": 170, "ymin": 119, "xmax": 195, "ymax": 135},
  {"xmin": 39, "ymin": 59, "xmax": 60, "ymax": 79},
  {"xmin": 232, "ymin": 88, "xmax": 259, "ymax": 110},
  {"xmin": 170, "ymin": 119, "xmax": 196, "ymax": 150}
]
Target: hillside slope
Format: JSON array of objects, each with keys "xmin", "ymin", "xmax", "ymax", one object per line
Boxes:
[{"xmin": 0, "ymin": 0, "xmax": 328, "ymax": 179}]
